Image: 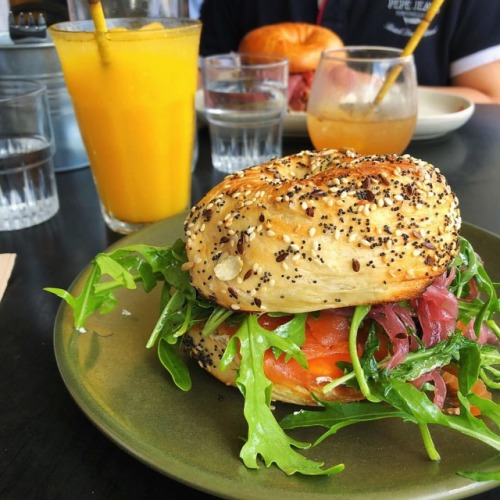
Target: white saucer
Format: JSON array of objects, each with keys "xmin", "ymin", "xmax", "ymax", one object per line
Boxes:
[
  {"xmin": 195, "ymin": 88, "xmax": 475, "ymax": 141},
  {"xmin": 413, "ymin": 88, "xmax": 475, "ymax": 140}
]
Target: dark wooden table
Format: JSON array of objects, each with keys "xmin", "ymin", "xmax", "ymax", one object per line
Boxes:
[{"xmin": 1, "ymin": 106, "xmax": 500, "ymax": 499}]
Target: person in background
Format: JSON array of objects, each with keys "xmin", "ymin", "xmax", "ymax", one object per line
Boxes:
[{"xmin": 199, "ymin": 0, "xmax": 500, "ymax": 104}]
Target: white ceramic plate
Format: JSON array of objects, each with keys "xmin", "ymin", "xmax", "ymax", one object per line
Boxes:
[
  {"xmin": 195, "ymin": 89, "xmax": 307, "ymax": 137},
  {"xmin": 414, "ymin": 88, "xmax": 475, "ymax": 140},
  {"xmin": 195, "ymin": 88, "xmax": 475, "ymax": 141}
]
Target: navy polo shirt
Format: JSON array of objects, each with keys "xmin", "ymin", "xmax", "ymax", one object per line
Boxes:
[{"xmin": 199, "ymin": 0, "xmax": 500, "ymax": 86}]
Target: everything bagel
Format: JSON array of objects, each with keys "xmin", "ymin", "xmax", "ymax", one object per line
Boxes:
[{"xmin": 184, "ymin": 149, "xmax": 462, "ymax": 314}]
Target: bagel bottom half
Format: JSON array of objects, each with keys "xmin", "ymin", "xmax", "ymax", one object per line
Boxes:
[{"xmin": 183, "ymin": 321, "xmax": 364, "ymax": 406}]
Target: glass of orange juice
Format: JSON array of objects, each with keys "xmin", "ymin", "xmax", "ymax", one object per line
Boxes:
[
  {"xmin": 49, "ymin": 17, "xmax": 201, "ymax": 234},
  {"xmin": 307, "ymin": 47, "xmax": 417, "ymax": 155}
]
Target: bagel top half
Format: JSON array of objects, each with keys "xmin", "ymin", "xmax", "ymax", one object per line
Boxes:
[{"xmin": 184, "ymin": 150, "xmax": 461, "ymax": 313}]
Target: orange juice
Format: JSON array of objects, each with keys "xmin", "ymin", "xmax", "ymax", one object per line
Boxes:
[
  {"xmin": 49, "ymin": 19, "xmax": 201, "ymax": 233},
  {"xmin": 307, "ymin": 112, "xmax": 417, "ymax": 155}
]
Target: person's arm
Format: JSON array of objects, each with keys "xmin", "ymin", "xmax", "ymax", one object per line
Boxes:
[
  {"xmin": 441, "ymin": 0, "xmax": 500, "ymax": 105},
  {"xmin": 422, "ymin": 60, "xmax": 500, "ymax": 105},
  {"xmin": 448, "ymin": 60, "xmax": 500, "ymax": 104}
]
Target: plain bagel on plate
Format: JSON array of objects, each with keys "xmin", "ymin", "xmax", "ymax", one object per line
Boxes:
[
  {"xmin": 238, "ymin": 22, "xmax": 343, "ymax": 74},
  {"xmin": 238, "ymin": 22, "xmax": 343, "ymax": 111}
]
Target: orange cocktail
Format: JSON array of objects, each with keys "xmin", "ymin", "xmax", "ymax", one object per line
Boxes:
[
  {"xmin": 307, "ymin": 111, "xmax": 417, "ymax": 155},
  {"xmin": 307, "ymin": 47, "xmax": 417, "ymax": 156},
  {"xmin": 49, "ymin": 18, "xmax": 201, "ymax": 233}
]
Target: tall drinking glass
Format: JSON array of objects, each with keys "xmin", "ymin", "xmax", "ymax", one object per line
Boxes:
[
  {"xmin": 49, "ymin": 18, "xmax": 201, "ymax": 234},
  {"xmin": 0, "ymin": 79, "xmax": 59, "ymax": 231},
  {"xmin": 67, "ymin": 0, "xmax": 189, "ymax": 20},
  {"xmin": 202, "ymin": 53, "xmax": 288, "ymax": 174},
  {"xmin": 307, "ymin": 47, "xmax": 418, "ymax": 155}
]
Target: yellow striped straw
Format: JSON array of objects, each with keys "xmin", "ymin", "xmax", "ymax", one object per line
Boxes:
[
  {"xmin": 374, "ymin": 0, "xmax": 446, "ymax": 106},
  {"xmin": 88, "ymin": 0, "xmax": 110, "ymax": 64}
]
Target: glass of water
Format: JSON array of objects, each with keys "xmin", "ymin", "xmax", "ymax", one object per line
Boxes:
[
  {"xmin": 202, "ymin": 53, "xmax": 289, "ymax": 173},
  {"xmin": 0, "ymin": 79, "xmax": 59, "ymax": 231}
]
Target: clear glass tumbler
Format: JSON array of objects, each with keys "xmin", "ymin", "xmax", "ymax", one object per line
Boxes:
[
  {"xmin": 67, "ymin": 0, "xmax": 189, "ymax": 20},
  {"xmin": 202, "ymin": 53, "xmax": 289, "ymax": 174},
  {"xmin": 307, "ymin": 46, "xmax": 418, "ymax": 155},
  {"xmin": 0, "ymin": 79, "xmax": 59, "ymax": 231}
]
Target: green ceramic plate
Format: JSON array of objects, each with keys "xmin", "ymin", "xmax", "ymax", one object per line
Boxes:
[{"xmin": 54, "ymin": 216, "xmax": 500, "ymax": 499}]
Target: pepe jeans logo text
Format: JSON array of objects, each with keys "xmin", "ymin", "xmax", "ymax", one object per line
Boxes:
[{"xmin": 384, "ymin": 0, "xmax": 438, "ymax": 38}]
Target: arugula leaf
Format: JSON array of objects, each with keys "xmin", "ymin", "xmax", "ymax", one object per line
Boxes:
[
  {"xmin": 222, "ymin": 315, "xmax": 343, "ymax": 475},
  {"xmin": 158, "ymin": 337, "xmax": 192, "ymax": 391},
  {"xmin": 458, "ymin": 469, "xmax": 500, "ymax": 481},
  {"xmin": 388, "ymin": 333, "xmax": 468, "ymax": 381},
  {"xmin": 458, "ymin": 343, "xmax": 482, "ymax": 395},
  {"xmin": 280, "ymin": 399, "xmax": 413, "ymax": 445},
  {"xmin": 383, "ymin": 380, "xmax": 500, "ymax": 452},
  {"xmin": 271, "ymin": 313, "xmax": 308, "ymax": 363},
  {"xmin": 451, "ymin": 237, "xmax": 500, "ymax": 340},
  {"xmin": 467, "ymin": 394, "xmax": 500, "ymax": 426},
  {"xmin": 45, "ymin": 264, "xmax": 116, "ymax": 330},
  {"xmin": 478, "ymin": 346, "xmax": 500, "ymax": 390},
  {"xmin": 349, "ymin": 305, "xmax": 381, "ymax": 402},
  {"xmin": 45, "ymin": 241, "xmax": 208, "ymax": 391},
  {"xmin": 45, "ymin": 242, "xmax": 188, "ymax": 329}
]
